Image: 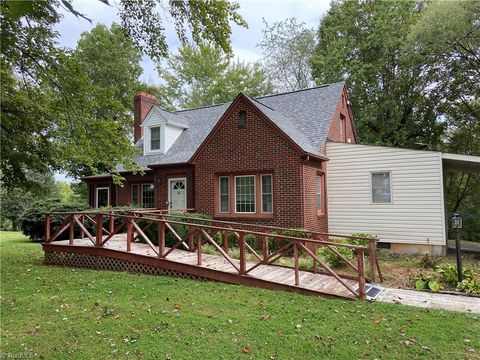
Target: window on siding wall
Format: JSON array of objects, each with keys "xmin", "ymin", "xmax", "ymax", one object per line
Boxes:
[
  {"xmin": 150, "ymin": 127, "xmax": 161, "ymax": 150},
  {"xmin": 131, "ymin": 184, "xmax": 139, "ymax": 205},
  {"xmin": 219, "ymin": 176, "xmax": 230, "ymax": 213},
  {"xmin": 371, "ymin": 172, "xmax": 392, "ymax": 203},
  {"xmin": 142, "ymin": 183, "xmax": 155, "ymax": 208},
  {"xmin": 261, "ymin": 174, "xmax": 273, "ymax": 213},
  {"xmin": 316, "ymin": 174, "xmax": 325, "ymax": 214},
  {"xmin": 235, "ymin": 175, "xmax": 255, "ymax": 213}
]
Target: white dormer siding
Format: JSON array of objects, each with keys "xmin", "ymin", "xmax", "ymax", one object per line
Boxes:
[{"xmin": 141, "ymin": 107, "xmax": 187, "ymax": 155}]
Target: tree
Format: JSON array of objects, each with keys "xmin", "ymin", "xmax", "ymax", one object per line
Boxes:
[
  {"xmin": 310, "ymin": 0, "xmax": 446, "ymax": 148},
  {"xmin": 0, "ymin": 0, "xmax": 246, "ymax": 188},
  {"xmin": 258, "ymin": 18, "xmax": 316, "ymax": 92},
  {"xmin": 158, "ymin": 43, "xmax": 272, "ymax": 109},
  {"xmin": 0, "ymin": 171, "xmax": 58, "ymax": 231}
]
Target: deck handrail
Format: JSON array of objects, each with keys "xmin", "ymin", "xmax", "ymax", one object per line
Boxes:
[{"xmin": 44, "ymin": 210, "xmax": 383, "ymax": 299}]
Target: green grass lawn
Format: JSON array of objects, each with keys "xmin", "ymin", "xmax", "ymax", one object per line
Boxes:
[{"xmin": 1, "ymin": 231, "xmax": 478, "ymax": 359}]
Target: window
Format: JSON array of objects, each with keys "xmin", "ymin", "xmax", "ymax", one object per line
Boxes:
[
  {"xmin": 142, "ymin": 183, "xmax": 155, "ymax": 208},
  {"xmin": 219, "ymin": 176, "xmax": 230, "ymax": 213},
  {"xmin": 371, "ymin": 172, "xmax": 392, "ymax": 203},
  {"xmin": 96, "ymin": 187, "xmax": 109, "ymax": 208},
  {"xmin": 216, "ymin": 173, "xmax": 273, "ymax": 216},
  {"xmin": 150, "ymin": 126, "xmax": 161, "ymax": 151},
  {"xmin": 131, "ymin": 184, "xmax": 139, "ymax": 205},
  {"xmin": 316, "ymin": 174, "xmax": 325, "ymax": 214},
  {"xmin": 340, "ymin": 115, "xmax": 346, "ymax": 142},
  {"xmin": 261, "ymin": 174, "xmax": 273, "ymax": 213},
  {"xmin": 238, "ymin": 110, "xmax": 247, "ymax": 128},
  {"xmin": 235, "ymin": 175, "xmax": 255, "ymax": 213}
]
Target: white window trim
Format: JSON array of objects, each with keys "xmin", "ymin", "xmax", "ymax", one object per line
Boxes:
[
  {"xmin": 141, "ymin": 183, "xmax": 155, "ymax": 208},
  {"xmin": 168, "ymin": 177, "xmax": 187, "ymax": 210},
  {"xmin": 95, "ymin": 187, "xmax": 110, "ymax": 208},
  {"xmin": 260, "ymin": 174, "xmax": 273, "ymax": 214},
  {"xmin": 234, "ymin": 175, "xmax": 256, "ymax": 214},
  {"xmin": 219, "ymin": 176, "xmax": 230, "ymax": 213},
  {"xmin": 144, "ymin": 124, "xmax": 165, "ymax": 155},
  {"xmin": 370, "ymin": 171, "xmax": 393, "ymax": 204}
]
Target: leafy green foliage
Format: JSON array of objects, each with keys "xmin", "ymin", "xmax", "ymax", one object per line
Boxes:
[
  {"xmin": 413, "ymin": 265, "xmax": 480, "ymax": 294},
  {"xmin": 318, "ymin": 241, "xmax": 355, "ymax": 269},
  {"xmin": 118, "ymin": 0, "xmax": 247, "ymax": 65},
  {"xmin": 157, "ymin": 43, "xmax": 272, "ymax": 109},
  {"xmin": 258, "ymin": 17, "xmax": 316, "ymax": 91},
  {"xmin": 19, "ymin": 199, "xmax": 89, "ymax": 242}
]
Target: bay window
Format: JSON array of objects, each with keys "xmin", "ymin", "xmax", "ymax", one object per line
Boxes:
[{"xmin": 216, "ymin": 173, "xmax": 273, "ymax": 216}]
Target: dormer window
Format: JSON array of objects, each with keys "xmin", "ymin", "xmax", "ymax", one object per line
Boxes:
[{"xmin": 150, "ymin": 126, "xmax": 161, "ymax": 151}]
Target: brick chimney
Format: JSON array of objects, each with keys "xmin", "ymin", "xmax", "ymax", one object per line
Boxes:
[{"xmin": 133, "ymin": 92, "xmax": 158, "ymax": 143}]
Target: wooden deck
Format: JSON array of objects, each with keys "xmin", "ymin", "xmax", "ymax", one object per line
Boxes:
[{"xmin": 43, "ymin": 234, "xmax": 360, "ymax": 299}]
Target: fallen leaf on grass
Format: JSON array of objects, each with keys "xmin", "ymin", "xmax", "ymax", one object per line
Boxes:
[{"xmin": 243, "ymin": 347, "xmax": 250, "ymax": 353}]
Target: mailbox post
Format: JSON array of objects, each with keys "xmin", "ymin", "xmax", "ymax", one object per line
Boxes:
[{"xmin": 452, "ymin": 213, "xmax": 463, "ymax": 282}]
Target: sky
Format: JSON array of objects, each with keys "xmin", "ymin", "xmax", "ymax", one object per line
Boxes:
[{"xmin": 54, "ymin": 0, "xmax": 331, "ymax": 182}]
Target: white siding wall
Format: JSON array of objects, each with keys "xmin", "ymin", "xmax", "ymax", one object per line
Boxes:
[
  {"xmin": 165, "ymin": 125, "xmax": 184, "ymax": 152},
  {"xmin": 326, "ymin": 142, "xmax": 446, "ymax": 245}
]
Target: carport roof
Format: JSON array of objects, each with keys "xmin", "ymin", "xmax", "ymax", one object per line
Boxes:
[{"xmin": 442, "ymin": 153, "xmax": 480, "ymax": 173}]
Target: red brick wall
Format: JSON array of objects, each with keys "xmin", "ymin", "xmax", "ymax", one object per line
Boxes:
[
  {"xmin": 302, "ymin": 161, "xmax": 328, "ymax": 233},
  {"xmin": 116, "ymin": 173, "xmax": 155, "ymax": 206},
  {"xmin": 325, "ymin": 86, "xmax": 357, "ymax": 148},
  {"xmin": 152, "ymin": 165, "xmax": 195, "ymax": 210},
  {"xmin": 193, "ymin": 97, "xmax": 305, "ymax": 228}
]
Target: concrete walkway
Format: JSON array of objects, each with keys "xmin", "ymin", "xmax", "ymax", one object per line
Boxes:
[{"xmin": 378, "ymin": 288, "xmax": 480, "ymax": 313}]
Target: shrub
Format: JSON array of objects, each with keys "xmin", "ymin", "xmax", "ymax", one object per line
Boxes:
[
  {"xmin": 318, "ymin": 240, "xmax": 355, "ymax": 268},
  {"xmin": 137, "ymin": 212, "xmax": 212, "ymax": 248},
  {"xmin": 420, "ymin": 253, "xmax": 440, "ymax": 269},
  {"xmin": 267, "ymin": 228, "xmax": 309, "ymax": 255},
  {"xmin": 20, "ymin": 199, "xmax": 90, "ymax": 242}
]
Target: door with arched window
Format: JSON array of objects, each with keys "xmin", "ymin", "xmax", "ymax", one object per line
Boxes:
[{"xmin": 168, "ymin": 178, "xmax": 187, "ymax": 210}]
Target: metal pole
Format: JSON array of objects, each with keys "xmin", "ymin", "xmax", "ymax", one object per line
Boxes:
[{"xmin": 455, "ymin": 227, "xmax": 463, "ymax": 282}]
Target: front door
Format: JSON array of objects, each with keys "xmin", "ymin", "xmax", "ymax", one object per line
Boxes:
[{"xmin": 168, "ymin": 178, "xmax": 187, "ymax": 210}]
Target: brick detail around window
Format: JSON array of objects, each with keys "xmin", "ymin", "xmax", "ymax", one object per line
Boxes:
[{"xmin": 302, "ymin": 162, "xmax": 328, "ymax": 233}]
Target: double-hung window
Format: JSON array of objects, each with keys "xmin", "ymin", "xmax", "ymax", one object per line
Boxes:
[
  {"xmin": 316, "ymin": 173, "xmax": 325, "ymax": 215},
  {"xmin": 217, "ymin": 173, "xmax": 273, "ymax": 216},
  {"xmin": 141, "ymin": 183, "xmax": 155, "ymax": 208},
  {"xmin": 150, "ymin": 126, "xmax": 161, "ymax": 151},
  {"xmin": 371, "ymin": 172, "xmax": 392, "ymax": 203}
]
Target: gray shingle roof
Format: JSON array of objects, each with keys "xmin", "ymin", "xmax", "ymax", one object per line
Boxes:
[{"xmin": 117, "ymin": 82, "xmax": 344, "ymax": 172}]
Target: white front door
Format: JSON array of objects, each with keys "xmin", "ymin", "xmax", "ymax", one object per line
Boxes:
[{"xmin": 168, "ymin": 178, "xmax": 187, "ymax": 210}]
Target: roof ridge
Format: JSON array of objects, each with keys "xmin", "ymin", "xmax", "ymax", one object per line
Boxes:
[
  {"xmin": 254, "ymin": 81, "xmax": 344, "ymax": 100},
  {"xmin": 174, "ymin": 102, "xmax": 229, "ymax": 113},
  {"xmin": 248, "ymin": 96, "xmax": 276, "ymax": 112}
]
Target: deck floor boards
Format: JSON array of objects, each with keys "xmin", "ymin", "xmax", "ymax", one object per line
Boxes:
[{"xmin": 46, "ymin": 235, "xmax": 358, "ymax": 299}]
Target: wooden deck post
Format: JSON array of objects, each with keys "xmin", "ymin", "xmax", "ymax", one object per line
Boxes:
[
  {"xmin": 222, "ymin": 231, "xmax": 229, "ymax": 252},
  {"xmin": 357, "ymin": 249, "xmax": 366, "ymax": 300},
  {"xmin": 69, "ymin": 215, "xmax": 74, "ymax": 245},
  {"xmin": 45, "ymin": 213, "xmax": 51, "ymax": 243},
  {"xmin": 239, "ymin": 232, "xmax": 246, "ymax": 275},
  {"xmin": 312, "ymin": 245, "xmax": 317, "ymax": 273},
  {"xmin": 188, "ymin": 230, "xmax": 194, "ymax": 251},
  {"xmin": 368, "ymin": 239, "xmax": 377, "ymax": 283},
  {"xmin": 126, "ymin": 218, "xmax": 132, "ymax": 252},
  {"xmin": 80, "ymin": 214, "xmax": 84, "ymax": 239},
  {"xmin": 293, "ymin": 241, "xmax": 299, "ymax": 286},
  {"xmin": 109, "ymin": 211, "xmax": 114, "ymax": 234},
  {"xmin": 262, "ymin": 235, "xmax": 268, "ymax": 262},
  {"xmin": 96, "ymin": 213, "xmax": 103, "ymax": 247},
  {"xmin": 158, "ymin": 221, "xmax": 165, "ymax": 258},
  {"xmin": 197, "ymin": 229, "xmax": 202, "ymax": 266}
]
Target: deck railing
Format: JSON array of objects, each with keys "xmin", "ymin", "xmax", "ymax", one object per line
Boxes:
[{"xmin": 44, "ymin": 209, "xmax": 382, "ymax": 299}]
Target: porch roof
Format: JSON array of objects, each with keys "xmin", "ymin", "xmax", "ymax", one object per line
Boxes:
[{"xmin": 442, "ymin": 152, "xmax": 480, "ymax": 173}]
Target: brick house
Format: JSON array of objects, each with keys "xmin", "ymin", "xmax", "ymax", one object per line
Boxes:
[{"xmin": 83, "ymin": 82, "xmax": 356, "ymax": 233}]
